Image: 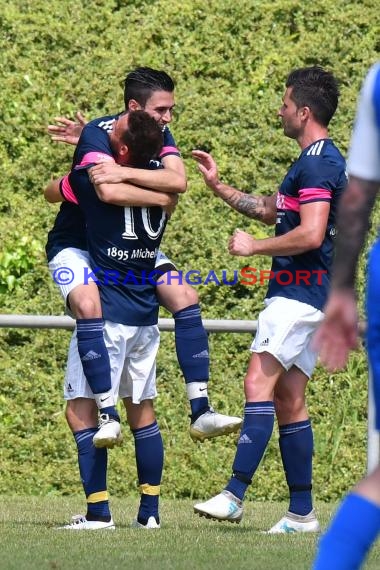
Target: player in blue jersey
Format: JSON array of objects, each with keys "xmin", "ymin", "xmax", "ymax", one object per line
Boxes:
[
  {"xmin": 312, "ymin": 63, "xmax": 380, "ymax": 569},
  {"xmin": 47, "ymin": 67, "xmax": 241, "ymax": 445},
  {"xmin": 192, "ymin": 66, "xmax": 346, "ymax": 532},
  {"xmin": 51, "ymin": 110, "xmax": 170, "ymax": 530}
]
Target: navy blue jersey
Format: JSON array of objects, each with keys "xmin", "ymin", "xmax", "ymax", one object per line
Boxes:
[
  {"xmin": 266, "ymin": 138, "xmax": 347, "ymax": 311},
  {"xmin": 45, "ymin": 201, "xmax": 87, "ymax": 262},
  {"xmin": 45, "ymin": 113, "xmax": 180, "ymax": 263}
]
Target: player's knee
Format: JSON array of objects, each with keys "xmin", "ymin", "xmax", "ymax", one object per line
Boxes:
[
  {"xmin": 244, "ymin": 376, "xmax": 273, "ymax": 402},
  {"xmin": 157, "ymin": 280, "xmax": 199, "ymax": 313},
  {"xmin": 70, "ymin": 295, "xmax": 101, "ymax": 319},
  {"xmin": 65, "ymin": 400, "xmax": 98, "ymax": 432},
  {"xmin": 182, "ymin": 284, "xmax": 199, "ymax": 307},
  {"xmin": 65, "ymin": 404, "xmax": 79, "ymax": 431},
  {"xmin": 173, "ymin": 283, "xmax": 199, "ymax": 311},
  {"xmin": 124, "ymin": 398, "xmax": 156, "ymax": 430},
  {"xmin": 274, "ymin": 393, "xmax": 305, "ymax": 419}
]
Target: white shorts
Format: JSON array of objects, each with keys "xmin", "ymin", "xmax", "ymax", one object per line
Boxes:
[
  {"xmin": 48, "ymin": 248, "xmax": 94, "ymax": 304},
  {"xmin": 251, "ymin": 296, "xmax": 324, "ymax": 378},
  {"xmin": 64, "ymin": 321, "xmax": 160, "ymax": 404},
  {"xmin": 48, "ymin": 248, "xmax": 176, "ymax": 304}
]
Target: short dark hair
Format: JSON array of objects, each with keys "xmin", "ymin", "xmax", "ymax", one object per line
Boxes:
[
  {"xmin": 286, "ymin": 66, "xmax": 340, "ymax": 126},
  {"xmin": 124, "ymin": 67, "xmax": 175, "ymax": 108},
  {"xmin": 119, "ymin": 110, "xmax": 163, "ymax": 168}
]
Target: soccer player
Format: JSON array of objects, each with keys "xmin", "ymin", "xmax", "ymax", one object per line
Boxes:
[
  {"xmin": 46, "ymin": 74, "xmax": 181, "ymax": 448},
  {"xmin": 46, "ymin": 67, "xmax": 241, "ymax": 445},
  {"xmin": 192, "ymin": 66, "xmax": 347, "ymax": 532},
  {"xmin": 52, "ymin": 110, "xmax": 168, "ymax": 530},
  {"xmin": 312, "ymin": 62, "xmax": 380, "ymax": 569}
]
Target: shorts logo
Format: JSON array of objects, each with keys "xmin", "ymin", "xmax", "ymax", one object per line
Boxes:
[
  {"xmin": 82, "ymin": 350, "xmax": 102, "ymax": 361},
  {"xmin": 67, "ymin": 383, "xmax": 74, "ymax": 393},
  {"xmin": 260, "ymin": 338, "xmax": 269, "ymax": 347}
]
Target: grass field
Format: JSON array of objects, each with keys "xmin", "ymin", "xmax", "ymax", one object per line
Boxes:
[{"xmin": 1, "ymin": 497, "xmax": 379, "ymax": 569}]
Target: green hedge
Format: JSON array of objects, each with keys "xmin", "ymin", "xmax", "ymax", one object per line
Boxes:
[{"xmin": 0, "ymin": 0, "xmax": 379, "ymax": 500}]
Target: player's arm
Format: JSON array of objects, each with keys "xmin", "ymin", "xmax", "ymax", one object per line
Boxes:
[
  {"xmin": 229, "ymin": 200, "xmax": 330, "ymax": 257},
  {"xmin": 44, "ymin": 172, "xmax": 178, "ymax": 216},
  {"xmin": 331, "ymin": 63, "xmax": 380, "ymax": 290},
  {"xmin": 312, "ymin": 182, "xmax": 377, "ymax": 371},
  {"xmin": 44, "ymin": 178, "xmax": 64, "ymax": 203},
  {"xmin": 314, "ymin": 64, "xmax": 380, "ymax": 372},
  {"xmin": 93, "ymin": 180, "xmax": 178, "ymax": 216},
  {"xmin": 44, "ymin": 175, "xmax": 80, "ymax": 205},
  {"xmin": 88, "ymin": 160, "xmax": 186, "ymax": 193},
  {"xmin": 332, "ymin": 176, "xmax": 378, "ymax": 289},
  {"xmin": 192, "ymin": 149, "xmax": 277, "ymax": 224},
  {"xmin": 218, "ymin": 186, "xmax": 276, "ymax": 225}
]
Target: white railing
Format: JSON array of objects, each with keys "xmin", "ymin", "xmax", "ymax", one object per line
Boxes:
[
  {"xmin": 0, "ymin": 313, "xmax": 378, "ymax": 472},
  {"xmin": 0, "ymin": 314, "xmax": 258, "ymax": 333}
]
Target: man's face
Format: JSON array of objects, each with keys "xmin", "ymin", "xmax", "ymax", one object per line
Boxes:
[
  {"xmin": 137, "ymin": 90, "xmax": 175, "ymax": 129},
  {"xmin": 278, "ymin": 87, "xmax": 303, "ymax": 139}
]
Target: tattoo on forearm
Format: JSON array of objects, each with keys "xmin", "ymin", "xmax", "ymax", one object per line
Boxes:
[
  {"xmin": 333, "ymin": 180, "xmax": 378, "ymax": 289},
  {"xmin": 223, "ymin": 193, "xmax": 266, "ymax": 220}
]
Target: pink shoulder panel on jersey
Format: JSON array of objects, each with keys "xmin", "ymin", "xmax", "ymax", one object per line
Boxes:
[
  {"xmin": 299, "ymin": 187, "xmax": 331, "ymax": 202},
  {"xmin": 78, "ymin": 152, "xmax": 115, "ymax": 167}
]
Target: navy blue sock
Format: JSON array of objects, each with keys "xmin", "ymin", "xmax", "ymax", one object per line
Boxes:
[
  {"xmin": 132, "ymin": 421, "xmax": 163, "ymax": 524},
  {"xmin": 100, "ymin": 406, "xmax": 119, "ymax": 417},
  {"xmin": 173, "ymin": 304, "xmax": 211, "ymax": 420},
  {"xmin": 226, "ymin": 401, "xmax": 275, "ymax": 500},
  {"xmin": 313, "ymin": 494, "xmax": 380, "ymax": 570},
  {"xmin": 74, "ymin": 428, "xmax": 110, "ymax": 521},
  {"xmin": 76, "ymin": 318, "xmax": 119, "ymax": 420},
  {"xmin": 279, "ymin": 420, "xmax": 313, "ymax": 516}
]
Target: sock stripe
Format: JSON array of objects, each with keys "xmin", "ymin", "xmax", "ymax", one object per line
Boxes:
[
  {"xmin": 77, "ymin": 323, "xmax": 104, "ymax": 331},
  {"xmin": 174, "ymin": 305, "xmax": 201, "ymax": 320},
  {"xmin": 279, "ymin": 421, "xmax": 311, "ymax": 436},
  {"xmin": 139, "ymin": 483, "xmax": 160, "ymax": 496},
  {"xmin": 87, "ymin": 491, "xmax": 109, "ymax": 503},
  {"xmin": 244, "ymin": 407, "xmax": 275, "ymax": 415},
  {"xmin": 134, "ymin": 429, "xmax": 160, "ymax": 440},
  {"xmin": 74, "ymin": 428, "xmax": 97, "ymax": 444},
  {"xmin": 133, "ymin": 423, "xmax": 160, "ymax": 440}
]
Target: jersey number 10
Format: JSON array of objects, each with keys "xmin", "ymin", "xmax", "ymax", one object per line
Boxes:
[{"xmin": 122, "ymin": 207, "xmax": 166, "ymax": 240}]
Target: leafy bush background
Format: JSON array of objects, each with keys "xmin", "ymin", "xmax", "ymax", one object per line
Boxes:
[{"xmin": 0, "ymin": 0, "xmax": 379, "ymax": 501}]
